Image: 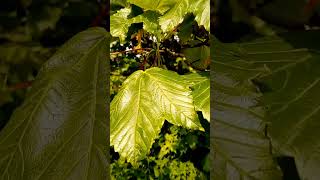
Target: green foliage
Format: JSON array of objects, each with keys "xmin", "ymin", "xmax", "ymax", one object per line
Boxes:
[
  {"xmin": 110, "ymin": 0, "xmax": 210, "ymax": 177},
  {"xmin": 0, "ymin": 27, "xmax": 109, "ymax": 179},
  {"xmin": 213, "ymin": 30, "xmax": 320, "ymax": 179},
  {"xmin": 156, "ymin": 0, "xmax": 210, "ymax": 32},
  {"xmin": 211, "ymin": 36, "xmax": 282, "ymax": 179},
  {"xmin": 110, "ymin": 0, "xmax": 210, "ymax": 42},
  {"xmin": 257, "ymin": 34, "xmax": 320, "ymax": 180},
  {"xmin": 183, "ymin": 46, "xmax": 210, "ymax": 70},
  {"xmin": 110, "ymin": 67, "xmax": 207, "ymax": 165},
  {"xmin": 183, "ymin": 72, "xmax": 210, "ymax": 121},
  {"xmin": 111, "ymin": 124, "xmax": 209, "ymax": 179}
]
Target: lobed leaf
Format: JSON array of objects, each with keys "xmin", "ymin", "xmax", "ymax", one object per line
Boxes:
[
  {"xmin": 128, "ymin": 0, "xmax": 175, "ymax": 14},
  {"xmin": 110, "ymin": 67, "xmax": 203, "ymax": 165},
  {"xmin": 110, "ymin": 8, "xmax": 162, "ymax": 42},
  {"xmin": 183, "ymin": 72, "xmax": 210, "ymax": 121},
  {"xmin": 213, "ymin": 32, "xmax": 320, "ymax": 179},
  {"xmin": 111, "ymin": 0, "xmax": 210, "ymax": 41},
  {"xmin": 159, "ymin": 0, "xmax": 210, "ymax": 32},
  {"xmin": 0, "ymin": 27, "xmax": 109, "ymax": 180},
  {"xmin": 256, "ymin": 32, "xmax": 320, "ymax": 180},
  {"xmin": 110, "ymin": 70, "xmax": 164, "ymax": 165},
  {"xmin": 211, "ymin": 36, "xmax": 282, "ymax": 179},
  {"xmin": 110, "ymin": 7, "xmax": 132, "ymax": 42}
]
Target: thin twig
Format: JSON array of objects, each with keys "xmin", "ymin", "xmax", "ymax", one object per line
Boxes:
[
  {"xmin": 110, "ymin": 47, "xmax": 185, "ymax": 57},
  {"xmin": 8, "ymin": 80, "xmax": 33, "ymax": 91},
  {"xmin": 110, "ymin": 48, "xmax": 154, "ymax": 55}
]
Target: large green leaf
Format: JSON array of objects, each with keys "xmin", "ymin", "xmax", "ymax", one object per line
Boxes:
[
  {"xmin": 110, "ymin": 7, "xmax": 162, "ymax": 42},
  {"xmin": 127, "ymin": 0, "xmax": 174, "ymax": 14},
  {"xmin": 110, "ymin": 70, "xmax": 164, "ymax": 165},
  {"xmin": 110, "ymin": 7, "xmax": 132, "ymax": 42},
  {"xmin": 183, "ymin": 45, "xmax": 210, "ymax": 70},
  {"xmin": 256, "ymin": 32, "xmax": 320, "ymax": 180},
  {"xmin": 183, "ymin": 72, "xmax": 210, "ymax": 121},
  {"xmin": 0, "ymin": 27, "xmax": 109, "ymax": 180},
  {"xmin": 110, "ymin": 67, "xmax": 203, "ymax": 165},
  {"xmin": 189, "ymin": 0, "xmax": 210, "ymax": 31},
  {"xmin": 211, "ymin": 36, "xmax": 282, "ymax": 179},
  {"xmin": 159, "ymin": 0, "xmax": 210, "ymax": 32},
  {"xmin": 130, "ymin": 11, "xmax": 163, "ymax": 38},
  {"xmin": 213, "ymin": 33, "xmax": 320, "ymax": 179},
  {"xmin": 128, "ymin": 0, "xmax": 210, "ymax": 32}
]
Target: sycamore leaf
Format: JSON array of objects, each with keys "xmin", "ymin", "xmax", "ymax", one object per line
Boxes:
[
  {"xmin": 130, "ymin": 11, "xmax": 163, "ymax": 38},
  {"xmin": 189, "ymin": 0, "xmax": 210, "ymax": 31},
  {"xmin": 110, "ymin": 8, "xmax": 162, "ymax": 42},
  {"xmin": 183, "ymin": 45, "xmax": 210, "ymax": 70},
  {"xmin": 127, "ymin": 0, "xmax": 175, "ymax": 14},
  {"xmin": 110, "ymin": 7, "xmax": 132, "ymax": 42},
  {"xmin": 146, "ymin": 68, "xmax": 202, "ymax": 129},
  {"xmin": 110, "ymin": 70, "xmax": 163, "ymax": 165},
  {"xmin": 159, "ymin": 0, "xmax": 210, "ymax": 32},
  {"xmin": 111, "ymin": 0, "xmax": 210, "ymax": 41},
  {"xmin": 255, "ymin": 32, "xmax": 320, "ymax": 180},
  {"xmin": 158, "ymin": 0, "xmax": 189, "ymax": 33},
  {"xmin": 183, "ymin": 72, "xmax": 210, "ymax": 121},
  {"xmin": 110, "ymin": 67, "xmax": 203, "ymax": 165},
  {"xmin": 211, "ymin": 36, "xmax": 282, "ymax": 179},
  {"xmin": 129, "ymin": 0, "xmax": 210, "ymax": 33},
  {"xmin": 0, "ymin": 27, "xmax": 109, "ymax": 180},
  {"xmin": 213, "ymin": 32, "xmax": 320, "ymax": 179},
  {"xmin": 177, "ymin": 14, "xmax": 194, "ymax": 43}
]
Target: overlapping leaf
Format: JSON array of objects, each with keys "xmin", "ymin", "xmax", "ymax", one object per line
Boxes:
[
  {"xmin": 0, "ymin": 27, "xmax": 109, "ymax": 180},
  {"xmin": 189, "ymin": 0, "xmax": 210, "ymax": 31},
  {"xmin": 183, "ymin": 72, "xmax": 210, "ymax": 121},
  {"xmin": 110, "ymin": 7, "xmax": 132, "ymax": 42},
  {"xmin": 158, "ymin": 0, "xmax": 210, "ymax": 32},
  {"xmin": 211, "ymin": 36, "xmax": 282, "ymax": 179},
  {"xmin": 110, "ymin": 7, "xmax": 161, "ymax": 42},
  {"xmin": 256, "ymin": 32, "xmax": 320, "ymax": 180},
  {"xmin": 183, "ymin": 45, "xmax": 210, "ymax": 70},
  {"xmin": 212, "ymin": 33, "xmax": 320, "ymax": 179},
  {"xmin": 111, "ymin": 0, "xmax": 210, "ymax": 41},
  {"xmin": 127, "ymin": 0, "xmax": 175, "ymax": 14},
  {"xmin": 110, "ymin": 67, "xmax": 203, "ymax": 165}
]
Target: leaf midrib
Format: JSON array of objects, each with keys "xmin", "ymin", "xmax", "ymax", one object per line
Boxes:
[
  {"xmin": 35, "ymin": 36, "xmax": 106, "ymax": 180},
  {"xmin": 0, "ymin": 33, "xmax": 106, "ymax": 179},
  {"xmin": 146, "ymin": 73, "xmax": 196, "ymax": 126}
]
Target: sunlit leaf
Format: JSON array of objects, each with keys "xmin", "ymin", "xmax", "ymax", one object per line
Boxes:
[
  {"xmin": 127, "ymin": 0, "xmax": 174, "ymax": 14},
  {"xmin": 111, "ymin": 67, "xmax": 203, "ymax": 165},
  {"xmin": 159, "ymin": 0, "xmax": 210, "ymax": 32},
  {"xmin": 110, "ymin": 8, "xmax": 162, "ymax": 42},
  {"xmin": 183, "ymin": 72, "xmax": 210, "ymax": 121}
]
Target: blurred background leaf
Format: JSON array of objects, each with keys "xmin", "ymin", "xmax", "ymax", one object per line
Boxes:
[{"xmin": 0, "ymin": 0, "xmax": 107, "ymax": 130}]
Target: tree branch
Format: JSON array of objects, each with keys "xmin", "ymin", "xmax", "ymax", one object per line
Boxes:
[{"xmin": 8, "ymin": 80, "xmax": 33, "ymax": 91}]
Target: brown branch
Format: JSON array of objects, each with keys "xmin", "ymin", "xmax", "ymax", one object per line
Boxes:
[
  {"xmin": 110, "ymin": 47, "xmax": 185, "ymax": 57},
  {"xmin": 110, "ymin": 48, "xmax": 157, "ymax": 55},
  {"xmin": 8, "ymin": 80, "xmax": 33, "ymax": 91}
]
